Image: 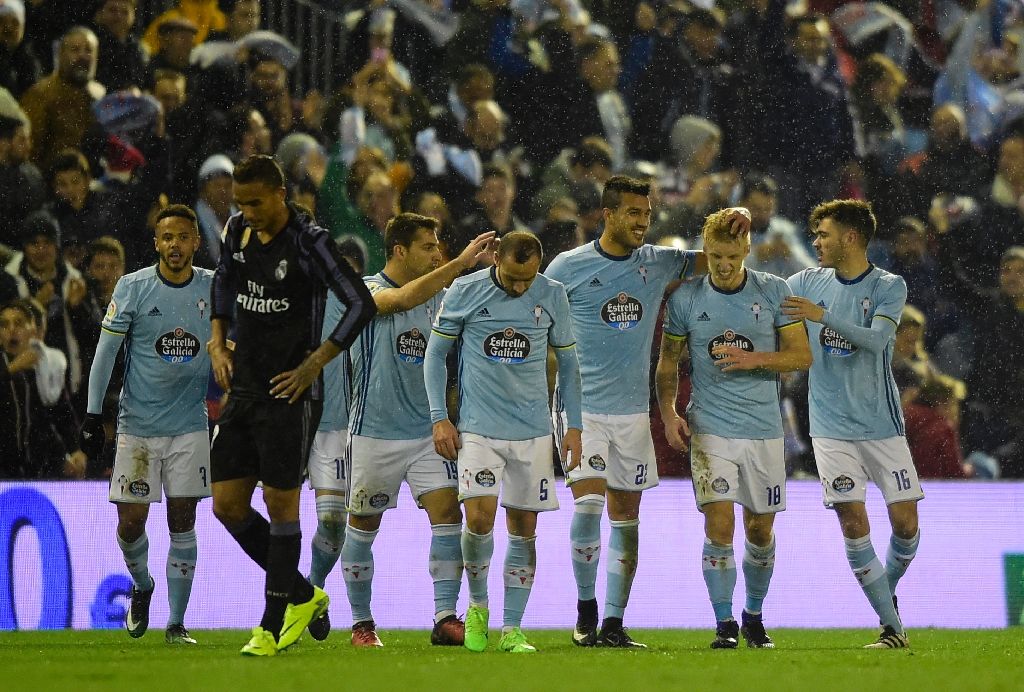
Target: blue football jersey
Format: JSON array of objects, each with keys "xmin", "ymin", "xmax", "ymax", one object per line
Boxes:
[
  {"xmin": 102, "ymin": 266, "xmax": 214, "ymax": 437},
  {"xmin": 350, "ymin": 272, "xmax": 443, "ymax": 440},
  {"xmin": 431, "ymin": 266, "xmax": 575, "ymax": 440},
  {"xmin": 665, "ymin": 270, "xmax": 797, "ymax": 438},
  {"xmin": 545, "ymin": 241, "xmax": 695, "ymax": 414},
  {"xmin": 318, "ymin": 291, "xmax": 351, "ymax": 433},
  {"xmin": 787, "ymin": 266, "xmax": 907, "ymax": 440}
]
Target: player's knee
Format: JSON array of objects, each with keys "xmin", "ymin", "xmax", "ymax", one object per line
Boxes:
[
  {"xmin": 317, "ymin": 512, "xmax": 346, "ymax": 541},
  {"xmin": 117, "ymin": 516, "xmax": 146, "ymax": 542},
  {"xmin": 891, "ymin": 507, "xmax": 919, "ymax": 539},
  {"xmin": 212, "ymin": 501, "xmax": 249, "ymax": 527},
  {"xmin": 744, "ymin": 520, "xmax": 773, "ymax": 547}
]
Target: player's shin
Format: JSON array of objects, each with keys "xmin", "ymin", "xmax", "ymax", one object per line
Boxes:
[
  {"xmin": 166, "ymin": 530, "xmax": 197, "ymax": 626},
  {"xmin": 118, "ymin": 533, "xmax": 155, "ymax": 591},
  {"xmin": 462, "ymin": 530, "xmax": 494, "ymax": 607},
  {"xmin": 844, "ymin": 534, "xmax": 903, "ymax": 632},
  {"xmin": 502, "ymin": 535, "xmax": 537, "ymax": 629},
  {"xmin": 310, "ymin": 496, "xmax": 347, "ymax": 587},
  {"xmin": 260, "ymin": 521, "xmax": 302, "ymax": 638},
  {"xmin": 429, "ymin": 523, "xmax": 464, "ymax": 621},
  {"xmin": 604, "ymin": 519, "xmax": 639, "ymax": 620},
  {"xmin": 885, "ymin": 530, "xmax": 920, "ymax": 593},
  {"xmin": 341, "ymin": 525, "xmax": 378, "ymax": 624},
  {"xmin": 570, "ymin": 495, "xmax": 604, "ymax": 601},
  {"xmin": 742, "ymin": 535, "xmax": 776, "ymax": 616},
  {"xmin": 702, "ymin": 539, "xmax": 737, "ymax": 622}
]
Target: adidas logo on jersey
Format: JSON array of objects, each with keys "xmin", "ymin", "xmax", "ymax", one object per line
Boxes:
[
  {"xmin": 589, "ymin": 277, "xmax": 602, "ymax": 286},
  {"xmin": 697, "ymin": 312, "xmax": 711, "ymax": 321},
  {"xmin": 476, "ymin": 308, "xmax": 491, "ymax": 317},
  {"xmin": 148, "ymin": 307, "xmax": 162, "ymax": 316},
  {"xmin": 817, "ymin": 301, "xmax": 827, "ymax": 308}
]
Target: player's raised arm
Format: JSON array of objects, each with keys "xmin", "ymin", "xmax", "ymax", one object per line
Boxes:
[
  {"xmin": 655, "ymin": 332, "xmax": 691, "ymax": 451},
  {"xmin": 373, "ymin": 227, "xmax": 496, "ymax": 316}
]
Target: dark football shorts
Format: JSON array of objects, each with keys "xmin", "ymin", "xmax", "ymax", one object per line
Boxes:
[{"xmin": 211, "ymin": 396, "xmax": 322, "ymax": 489}]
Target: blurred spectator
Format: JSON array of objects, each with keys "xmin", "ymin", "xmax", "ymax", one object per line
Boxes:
[
  {"xmin": 148, "ymin": 17, "xmax": 197, "ymax": 76},
  {"xmin": 885, "ymin": 216, "xmax": 950, "ymax": 334},
  {"xmin": 0, "ymin": 112, "xmax": 45, "ymax": 241},
  {"xmin": 617, "ymin": 1, "xmax": 658, "ymax": 101},
  {"xmin": 208, "ymin": 0, "xmax": 261, "ymax": 42},
  {"xmin": 247, "ymin": 53, "xmax": 307, "ymax": 146},
  {"xmin": 530, "ymin": 135, "xmax": 612, "ymax": 224},
  {"xmin": 5, "ymin": 211, "xmax": 87, "ymax": 399},
  {"xmin": 193, "ymin": 154, "xmax": 235, "ymax": 268},
  {"xmin": 46, "ymin": 148, "xmax": 116, "ymax": 269},
  {"xmin": 19, "ymin": 26, "xmax": 103, "ymax": 170},
  {"xmin": 454, "ymin": 162, "xmax": 527, "ymax": 254},
  {"xmin": 904, "ymin": 374, "xmax": 970, "ymax": 479},
  {"xmin": 431, "ymin": 62, "xmax": 494, "ymax": 142},
  {"xmin": 0, "ymin": 0, "xmax": 41, "ymax": 98},
  {"xmin": 740, "ymin": 172, "xmax": 816, "ymax": 278},
  {"xmin": 91, "ymin": 0, "xmax": 148, "ymax": 91},
  {"xmin": 340, "ymin": 59, "xmax": 416, "ymax": 165},
  {"xmin": 334, "ymin": 169, "xmax": 398, "ymax": 275},
  {"xmin": 0, "ymin": 297, "xmax": 86, "ymax": 479},
  {"xmin": 142, "ymin": 0, "xmax": 225, "ymax": 53},
  {"xmin": 892, "ymin": 303, "xmax": 942, "ymax": 385}
]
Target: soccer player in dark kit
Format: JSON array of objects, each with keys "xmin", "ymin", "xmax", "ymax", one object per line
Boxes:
[{"xmin": 206, "ymin": 155, "xmax": 376, "ymax": 656}]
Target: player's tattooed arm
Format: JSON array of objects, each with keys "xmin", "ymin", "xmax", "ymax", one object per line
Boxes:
[
  {"xmin": 712, "ymin": 321, "xmax": 812, "ymax": 373},
  {"xmin": 655, "ymin": 334, "xmax": 691, "ymax": 451}
]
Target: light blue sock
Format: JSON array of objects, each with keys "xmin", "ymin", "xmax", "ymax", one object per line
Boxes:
[
  {"xmin": 429, "ymin": 523, "xmax": 464, "ymax": 622},
  {"xmin": 166, "ymin": 530, "xmax": 197, "ymax": 626},
  {"xmin": 309, "ymin": 495, "xmax": 347, "ymax": 588},
  {"xmin": 569, "ymin": 494, "xmax": 604, "ymax": 601},
  {"xmin": 845, "ymin": 534, "xmax": 902, "ymax": 632},
  {"xmin": 701, "ymin": 539, "xmax": 736, "ymax": 622},
  {"xmin": 341, "ymin": 524, "xmax": 377, "ymax": 624},
  {"xmin": 742, "ymin": 535, "xmax": 776, "ymax": 616},
  {"xmin": 117, "ymin": 532, "xmax": 154, "ymax": 591},
  {"xmin": 605, "ymin": 519, "xmax": 639, "ymax": 620},
  {"xmin": 502, "ymin": 534, "xmax": 536, "ymax": 628},
  {"xmin": 462, "ymin": 530, "xmax": 493, "ymax": 608},
  {"xmin": 885, "ymin": 530, "xmax": 920, "ymax": 593}
]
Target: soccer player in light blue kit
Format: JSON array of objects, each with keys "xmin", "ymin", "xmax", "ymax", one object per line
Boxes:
[
  {"xmin": 425, "ymin": 231, "xmax": 583, "ymax": 654},
  {"xmin": 79, "ymin": 206, "xmax": 214, "ymax": 645},
  {"xmin": 656, "ymin": 209, "xmax": 811, "ymax": 649},
  {"xmin": 783, "ymin": 200, "xmax": 923, "ymax": 649},
  {"xmin": 544, "ymin": 175, "xmax": 751, "ymax": 647},
  {"xmin": 340, "ymin": 214, "xmax": 494, "ymax": 648}
]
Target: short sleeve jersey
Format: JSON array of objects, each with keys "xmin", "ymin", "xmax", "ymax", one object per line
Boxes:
[
  {"xmin": 102, "ymin": 266, "xmax": 214, "ymax": 437},
  {"xmin": 544, "ymin": 241, "xmax": 695, "ymax": 414},
  {"xmin": 431, "ymin": 266, "xmax": 574, "ymax": 440},
  {"xmin": 317, "ymin": 291, "xmax": 350, "ymax": 433},
  {"xmin": 350, "ymin": 272, "xmax": 443, "ymax": 440},
  {"xmin": 787, "ymin": 266, "xmax": 907, "ymax": 440},
  {"xmin": 664, "ymin": 269, "xmax": 797, "ymax": 438}
]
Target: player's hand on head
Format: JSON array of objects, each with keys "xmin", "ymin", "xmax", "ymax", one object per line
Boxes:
[
  {"xmin": 724, "ymin": 207, "xmax": 752, "ymax": 237},
  {"xmin": 562, "ymin": 427, "xmax": 583, "ymax": 470},
  {"xmin": 432, "ymin": 419, "xmax": 461, "ymax": 461},
  {"xmin": 663, "ymin": 413, "xmax": 690, "ymax": 451},
  {"xmin": 78, "ymin": 413, "xmax": 106, "ymax": 461},
  {"xmin": 459, "ymin": 231, "xmax": 498, "ymax": 270}
]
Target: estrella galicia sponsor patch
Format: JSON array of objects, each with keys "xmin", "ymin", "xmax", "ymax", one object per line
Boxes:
[
  {"xmin": 711, "ymin": 477, "xmax": 730, "ymax": 494},
  {"xmin": 708, "ymin": 329, "xmax": 753, "ymax": 359},
  {"xmin": 820, "ymin": 327, "xmax": 857, "ymax": 356},
  {"xmin": 483, "ymin": 327, "xmax": 530, "ymax": 363},
  {"xmin": 587, "ymin": 454, "xmax": 606, "ymax": 471},
  {"xmin": 475, "ymin": 469, "xmax": 496, "ymax": 487},
  {"xmin": 396, "ymin": 327, "xmax": 427, "ymax": 364},
  {"xmin": 600, "ymin": 292, "xmax": 643, "ymax": 330},
  {"xmin": 129, "ymin": 480, "xmax": 150, "ymax": 497},
  {"xmin": 155, "ymin": 327, "xmax": 200, "ymax": 363},
  {"xmin": 832, "ymin": 475, "xmax": 855, "ymax": 493},
  {"xmin": 369, "ymin": 492, "xmax": 390, "ymax": 508}
]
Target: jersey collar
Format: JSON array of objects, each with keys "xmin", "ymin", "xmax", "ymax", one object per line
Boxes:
[
  {"xmin": 708, "ymin": 270, "xmax": 747, "ymax": 295},
  {"xmin": 379, "ymin": 271, "xmax": 399, "ymax": 288},
  {"xmin": 593, "ymin": 239, "xmax": 632, "ymax": 261},
  {"xmin": 155, "ymin": 264, "xmax": 195, "ymax": 288},
  {"xmin": 834, "ymin": 263, "xmax": 875, "ymax": 285}
]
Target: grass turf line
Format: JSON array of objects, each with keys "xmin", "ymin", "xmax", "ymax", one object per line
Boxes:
[{"xmin": 0, "ymin": 629, "xmax": 1019, "ymax": 691}]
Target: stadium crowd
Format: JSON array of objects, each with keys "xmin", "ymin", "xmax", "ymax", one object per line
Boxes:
[{"xmin": 1, "ymin": 0, "xmax": 1023, "ymax": 482}]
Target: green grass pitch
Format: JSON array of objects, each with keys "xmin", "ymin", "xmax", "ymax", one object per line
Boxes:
[{"xmin": 0, "ymin": 629, "xmax": 1019, "ymax": 691}]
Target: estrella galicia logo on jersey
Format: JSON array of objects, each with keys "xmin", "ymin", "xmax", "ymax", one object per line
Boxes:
[
  {"xmin": 396, "ymin": 328, "xmax": 427, "ymax": 364},
  {"xmin": 369, "ymin": 493, "xmax": 389, "ymax": 508},
  {"xmin": 475, "ymin": 470, "xmax": 496, "ymax": 487},
  {"xmin": 832, "ymin": 475, "xmax": 855, "ymax": 493},
  {"xmin": 483, "ymin": 327, "xmax": 531, "ymax": 363},
  {"xmin": 711, "ymin": 477, "xmax": 730, "ymax": 494},
  {"xmin": 600, "ymin": 292, "xmax": 643, "ymax": 330},
  {"xmin": 155, "ymin": 327, "xmax": 201, "ymax": 364},
  {"xmin": 708, "ymin": 330, "xmax": 753, "ymax": 360},
  {"xmin": 588, "ymin": 454, "xmax": 606, "ymax": 471},
  {"xmin": 274, "ymin": 258, "xmax": 288, "ymax": 281},
  {"xmin": 820, "ymin": 327, "xmax": 857, "ymax": 356},
  {"xmin": 129, "ymin": 480, "xmax": 150, "ymax": 497}
]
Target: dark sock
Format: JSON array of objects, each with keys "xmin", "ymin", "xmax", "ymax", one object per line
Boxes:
[
  {"xmin": 227, "ymin": 512, "xmax": 314, "ymax": 604},
  {"xmin": 601, "ymin": 616, "xmax": 623, "ymax": 632},
  {"xmin": 259, "ymin": 522, "xmax": 301, "ymax": 638}
]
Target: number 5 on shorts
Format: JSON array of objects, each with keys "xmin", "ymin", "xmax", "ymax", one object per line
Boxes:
[{"xmin": 539, "ymin": 478, "xmax": 549, "ymax": 501}]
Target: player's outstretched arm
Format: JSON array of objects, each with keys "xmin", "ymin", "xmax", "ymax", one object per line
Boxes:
[
  {"xmin": 553, "ymin": 344, "xmax": 583, "ymax": 469},
  {"xmin": 374, "ymin": 231, "xmax": 497, "ymax": 315},
  {"xmin": 79, "ymin": 329, "xmax": 125, "ymax": 460},
  {"xmin": 424, "ymin": 330, "xmax": 460, "ymax": 460},
  {"xmin": 782, "ymin": 296, "xmax": 899, "ymax": 354},
  {"xmin": 655, "ymin": 334, "xmax": 691, "ymax": 451},
  {"xmin": 712, "ymin": 321, "xmax": 812, "ymax": 373}
]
